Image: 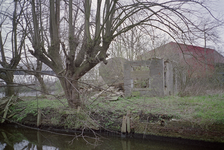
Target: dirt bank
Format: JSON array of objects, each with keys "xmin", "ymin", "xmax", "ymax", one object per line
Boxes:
[
  {"xmin": 1, "ymin": 95, "xmax": 224, "ymax": 143},
  {"xmin": 3, "ymin": 107, "xmax": 223, "ymax": 143}
]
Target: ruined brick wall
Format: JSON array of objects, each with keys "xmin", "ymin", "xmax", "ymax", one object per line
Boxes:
[
  {"xmin": 124, "ymin": 58, "xmax": 178, "ymax": 97},
  {"xmin": 99, "ymin": 57, "xmax": 128, "ymax": 86},
  {"xmin": 124, "ymin": 58, "xmax": 164, "ymax": 97}
]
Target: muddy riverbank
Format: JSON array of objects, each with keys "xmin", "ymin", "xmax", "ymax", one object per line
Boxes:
[
  {"xmin": 2, "ymin": 107, "xmax": 224, "ymax": 143},
  {"xmin": 1, "ymin": 94, "xmax": 224, "ymax": 143}
]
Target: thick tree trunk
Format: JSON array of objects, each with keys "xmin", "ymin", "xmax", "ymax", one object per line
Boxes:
[
  {"xmin": 60, "ymin": 76, "xmax": 81, "ymax": 108},
  {"xmin": 5, "ymin": 83, "xmax": 14, "ymax": 97},
  {"xmin": 5, "ymin": 72, "xmax": 14, "ymax": 97},
  {"xmin": 35, "ymin": 60, "xmax": 49, "ymax": 95},
  {"xmin": 35, "ymin": 74, "xmax": 49, "ymax": 95}
]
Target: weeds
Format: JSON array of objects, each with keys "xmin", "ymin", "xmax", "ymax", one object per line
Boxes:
[
  {"xmin": 5, "ymin": 92, "xmax": 224, "ymax": 130},
  {"xmin": 88, "ymin": 94, "xmax": 224, "ymax": 126},
  {"xmin": 9, "ymin": 98, "xmax": 67, "ymax": 122}
]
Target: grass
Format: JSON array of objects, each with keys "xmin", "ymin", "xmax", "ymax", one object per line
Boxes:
[
  {"xmin": 2, "ymin": 93, "xmax": 223, "ymax": 143},
  {"xmin": 5, "ymin": 93, "xmax": 224, "ymax": 127},
  {"xmin": 88, "ymin": 94, "xmax": 224, "ymax": 125},
  {"xmin": 9, "ymin": 97, "xmax": 68, "ymax": 122},
  {"xmin": 16, "ymin": 97, "xmax": 67, "ymax": 109}
]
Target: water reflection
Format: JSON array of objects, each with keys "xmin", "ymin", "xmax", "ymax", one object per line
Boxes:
[
  {"xmin": 2, "ymin": 140, "xmax": 56, "ymax": 150},
  {"xmin": 0, "ymin": 125, "xmax": 223, "ymax": 150}
]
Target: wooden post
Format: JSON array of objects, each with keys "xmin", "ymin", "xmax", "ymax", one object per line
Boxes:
[
  {"xmin": 37, "ymin": 109, "xmax": 41, "ymax": 127},
  {"xmin": 121, "ymin": 110, "xmax": 131, "ymax": 135},
  {"xmin": 77, "ymin": 106, "xmax": 81, "ymax": 113},
  {"xmin": 121, "ymin": 116, "xmax": 127, "ymax": 133},
  {"xmin": 126, "ymin": 110, "xmax": 131, "ymax": 133}
]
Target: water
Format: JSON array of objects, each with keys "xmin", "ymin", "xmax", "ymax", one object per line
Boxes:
[
  {"xmin": 0, "ymin": 91, "xmax": 55, "ymax": 98},
  {"xmin": 0, "ymin": 124, "xmax": 223, "ymax": 150}
]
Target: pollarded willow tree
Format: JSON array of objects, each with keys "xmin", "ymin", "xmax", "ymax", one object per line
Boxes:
[
  {"xmin": 26, "ymin": 0, "xmax": 220, "ymax": 108},
  {"xmin": 0, "ymin": 0, "xmax": 27, "ymax": 96}
]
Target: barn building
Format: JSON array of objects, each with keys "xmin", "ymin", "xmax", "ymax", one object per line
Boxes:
[{"xmin": 137, "ymin": 42, "xmax": 224, "ymax": 78}]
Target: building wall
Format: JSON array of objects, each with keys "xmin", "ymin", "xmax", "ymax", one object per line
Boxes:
[
  {"xmin": 138, "ymin": 42, "xmax": 224, "ymax": 78},
  {"xmin": 164, "ymin": 60, "xmax": 175, "ymax": 96},
  {"xmin": 124, "ymin": 58, "xmax": 177, "ymax": 97}
]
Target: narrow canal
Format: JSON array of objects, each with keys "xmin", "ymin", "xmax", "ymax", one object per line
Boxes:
[{"xmin": 0, "ymin": 124, "xmax": 223, "ymax": 150}]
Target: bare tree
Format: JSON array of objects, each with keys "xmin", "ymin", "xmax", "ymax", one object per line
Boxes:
[
  {"xmin": 0, "ymin": 0, "xmax": 27, "ymax": 96},
  {"xmin": 109, "ymin": 24, "xmax": 170, "ymax": 61},
  {"xmin": 109, "ymin": 27, "xmax": 149, "ymax": 60},
  {"xmin": 19, "ymin": 0, "xmax": 50, "ymax": 95},
  {"xmin": 21, "ymin": 48, "xmax": 49, "ymax": 95},
  {"xmin": 25, "ymin": 0, "xmax": 220, "ymax": 108}
]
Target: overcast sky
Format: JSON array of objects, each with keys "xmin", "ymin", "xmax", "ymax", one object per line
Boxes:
[
  {"xmin": 1, "ymin": 0, "xmax": 224, "ymax": 54},
  {"xmin": 208, "ymin": 0, "xmax": 224, "ymax": 42},
  {"xmin": 209, "ymin": 0, "xmax": 224, "ymax": 53},
  {"xmin": 216, "ymin": 1, "xmax": 224, "ymax": 36}
]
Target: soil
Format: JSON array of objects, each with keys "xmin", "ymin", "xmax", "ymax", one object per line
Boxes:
[{"xmin": 4, "ymin": 107, "xmax": 224, "ymax": 143}]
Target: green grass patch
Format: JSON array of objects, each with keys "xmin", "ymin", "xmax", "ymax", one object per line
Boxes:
[
  {"xmin": 9, "ymin": 97, "xmax": 68, "ymax": 122},
  {"xmin": 6, "ymin": 93, "xmax": 224, "ymax": 127},
  {"xmin": 88, "ymin": 94, "xmax": 224, "ymax": 125}
]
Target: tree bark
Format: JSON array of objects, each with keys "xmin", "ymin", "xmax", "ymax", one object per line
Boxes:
[
  {"xmin": 59, "ymin": 75, "xmax": 81, "ymax": 108},
  {"xmin": 65, "ymin": 79, "xmax": 80, "ymax": 108},
  {"xmin": 35, "ymin": 73, "xmax": 49, "ymax": 95},
  {"xmin": 5, "ymin": 71, "xmax": 14, "ymax": 97},
  {"xmin": 0, "ymin": 0, "xmax": 25, "ymax": 97}
]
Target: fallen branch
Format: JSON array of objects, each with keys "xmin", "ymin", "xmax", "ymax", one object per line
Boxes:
[{"xmin": 1, "ymin": 95, "xmax": 14, "ymax": 123}]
